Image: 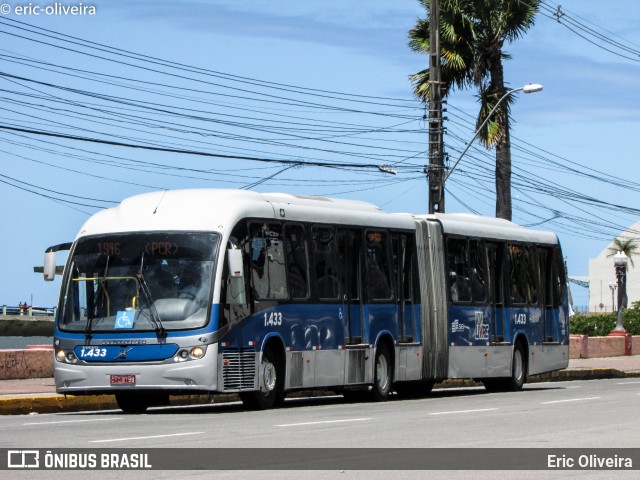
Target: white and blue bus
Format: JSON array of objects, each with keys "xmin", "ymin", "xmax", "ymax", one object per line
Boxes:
[{"xmin": 44, "ymin": 189, "xmax": 569, "ymax": 413}]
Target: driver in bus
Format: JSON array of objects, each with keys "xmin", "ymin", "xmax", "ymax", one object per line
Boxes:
[{"xmin": 178, "ymin": 266, "xmax": 205, "ymax": 305}]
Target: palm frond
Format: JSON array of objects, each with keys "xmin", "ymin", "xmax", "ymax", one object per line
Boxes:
[{"xmin": 607, "ymin": 238, "xmax": 639, "ymax": 267}]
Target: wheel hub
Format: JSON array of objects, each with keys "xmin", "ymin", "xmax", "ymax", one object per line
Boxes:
[{"xmin": 260, "ymin": 360, "xmax": 277, "ymax": 393}]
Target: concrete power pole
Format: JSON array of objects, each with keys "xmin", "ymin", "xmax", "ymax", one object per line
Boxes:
[{"xmin": 427, "ymin": 0, "xmax": 445, "ymax": 214}]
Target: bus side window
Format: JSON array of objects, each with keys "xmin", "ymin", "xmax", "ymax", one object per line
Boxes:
[
  {"xmin": 284, "ymin": 224, "xmax": 309, "ymax": 300},
  {"xmin": 447, "ymin": 238, "xmax": 471, "ymax": 303},
  {"xmin": 525, "ymin": 246, "xmax": 540, "ymax": 305},
  {"xmin": 312, "ymin": 227, "xmax": 339, "ymax": 300},
  {"xmin": 469, "ymin": 240, "xmax": 487, "ymax": 303},
  {"xmin": 507, "ymin": 244, "xmax": 527, "ymax": 305},
  {"xmin": 365, "ymin": 231, "xmax": 393, "ymax": 301},
  {"xmin": 249, "ymin": 223, "xmax": 288, "ymax": 300}
]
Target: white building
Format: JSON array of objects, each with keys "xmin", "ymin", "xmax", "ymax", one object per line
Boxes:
[{"xmin": 586, "ymin": 222, "xmax": 640, "ymax": 313}]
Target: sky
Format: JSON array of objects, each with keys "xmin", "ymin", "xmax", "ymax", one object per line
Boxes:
[{"xmin": 0, "ymin": 0, "xmax": 639, "ymax": 309}]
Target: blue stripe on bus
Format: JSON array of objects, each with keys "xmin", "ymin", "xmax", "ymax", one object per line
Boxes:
[
  {"xmin": 73, "ymin": 344, "xmax": 179, "ymax": 362},
  {"xmin": 221, "ymin": 303, "xmax": 422, "ymax": 351},
  {"xmin": 448, "ymin": 305, "xmax": 569, "ymax": 345}
]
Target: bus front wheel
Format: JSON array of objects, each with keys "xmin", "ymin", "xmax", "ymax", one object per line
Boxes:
[
  {"xmin": 240, "ymin": 346, "xmax": 284, "ymax": 410},
  {"xmin": 115, "ymin": 392, "xmax": 149, "ymax": 414}
]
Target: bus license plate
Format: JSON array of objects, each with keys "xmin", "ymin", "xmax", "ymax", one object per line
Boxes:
[{"xmin": 110, "ymin": 374, "xmax": 136, "ymax": 385}]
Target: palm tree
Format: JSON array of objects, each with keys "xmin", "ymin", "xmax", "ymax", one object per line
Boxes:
[
  {"xmin": 409, "ymin": 0, "xmax": 541, "ymax": 220},
  {"xmin": 607, "ymin": 237, "xmax": 639, "ymax": 267}
]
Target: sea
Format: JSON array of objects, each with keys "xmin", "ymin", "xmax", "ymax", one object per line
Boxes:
[{"xmin": 0, "ymin": 336, "xmax": 54, "ymax": 349}]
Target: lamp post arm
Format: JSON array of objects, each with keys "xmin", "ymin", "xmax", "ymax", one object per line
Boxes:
[{"xmin": 443, "ymin": 87, "xmax": 523, "ymax": 183}]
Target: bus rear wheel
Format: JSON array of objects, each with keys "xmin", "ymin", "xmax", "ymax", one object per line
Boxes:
[
  {"xmin": 370, "ymin": 342, "xmax": 392, "ymax": 401},
  {"xmin": 240, "ymin": 346, "xmax": 284, "ymax": 410},
  {"xmin": 507, "ymin": 342, "xmax": 526, "ymax": 391},
  {"xmin": 482, "ymin": 343, "xmax": 527, "ymax": 392}
]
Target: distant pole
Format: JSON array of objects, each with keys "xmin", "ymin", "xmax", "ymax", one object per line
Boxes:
[
  {"xmin": 608, "ymin": 281, "xmax": 616, "ymax": 313},
  {"xmin": 427, "ymin": 0, "xmax": 444, "ymax": 214}
]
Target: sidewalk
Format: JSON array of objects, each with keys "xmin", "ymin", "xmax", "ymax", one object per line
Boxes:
[{"xmin": 2, "ymin": 356, "xmax": 640, "ymax": 415}]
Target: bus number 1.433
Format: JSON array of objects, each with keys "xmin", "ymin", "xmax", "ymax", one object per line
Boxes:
[{"xmin": 264, "ymin": 311, "xmax": 283, "ymax": 327}]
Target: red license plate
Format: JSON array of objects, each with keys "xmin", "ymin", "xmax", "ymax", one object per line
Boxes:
[{"xmin": 110, "ymin": 374, "xmax": 136, "ymax": 385}]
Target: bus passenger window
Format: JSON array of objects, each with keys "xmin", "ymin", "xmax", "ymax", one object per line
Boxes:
[
  {"xmin": 447, "ymin": 238, "xmax": 471, "ymax": 303},
  {"xmin": 249, "ymin": 223, "xmax": 288, "ymax": 300},
  {"xmin": 284, "ymin": 225, "xmax": 309, "ymax": 300},
  {"xmin": 507, "ymin": 244, "xmax": 527, "ymax": 304},
  {"xmin": 525, "ymin": 247, "xmax": 539, "ymax": 305},
  {"xmin": 365, "ymin": 231, "xmax": 392, "ymax": 301},
  {"xmin": 470, "ymin": 240, "xmax": 487, "ymax": 302},
  {"xmin": 312, "ymin": 227, "xmax": 339, "ymax": 300}
]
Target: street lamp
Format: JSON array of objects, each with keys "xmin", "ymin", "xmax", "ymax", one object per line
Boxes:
[
  {"xmin": 613, "ymin": 251, "xmax": 628, "ymax": 332},
  {"xmin": 443, "ymin": 83, "xmax": 543, "ymax": 183},
  {"xmin": 608, "ymin": 281, "xmax": 617, "ymax": 313}
]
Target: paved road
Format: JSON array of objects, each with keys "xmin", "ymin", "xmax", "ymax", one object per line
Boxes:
[
  {"xmin": 3, "ymin": 378, "xmax": 639, "ymax": 448},
  {"xmin": 1, "ymin": 378, "xmax": 639, "ymax": 480}
]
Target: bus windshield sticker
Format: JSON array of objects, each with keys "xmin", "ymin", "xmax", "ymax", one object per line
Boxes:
[{"xmin": 115, "ymin": 310, "xmax": 136, "ymax": 329}]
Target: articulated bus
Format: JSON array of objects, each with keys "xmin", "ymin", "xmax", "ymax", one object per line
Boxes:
[{"xmin": 44, "ymin": 189, "xmax": 569, "ymax": 413}]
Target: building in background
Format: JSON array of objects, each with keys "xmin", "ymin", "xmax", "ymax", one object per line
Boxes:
[{"xmin": 587, "ymin": 221, "xmax": 640, "ymax": 313}]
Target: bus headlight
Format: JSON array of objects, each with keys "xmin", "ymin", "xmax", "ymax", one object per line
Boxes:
[
  {"xmin": 190, "ymin": 346, "xmax": 205, "ymax": 359},
  {"xmin": 174, "ymin": 346, "xmax": 206, "ymax": 362},
  {"xmin": 55, "ymin": 350, "xmax": 77, "ymax": 364},
  {"xmin": 55, "ymin": 350, "xmax": 66, "ymax": 362}
]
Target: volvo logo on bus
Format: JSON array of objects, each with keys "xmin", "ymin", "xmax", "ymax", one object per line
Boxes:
[{"xmin": 117, "ymin": 348, "xmax": 133, "ymax": 359}]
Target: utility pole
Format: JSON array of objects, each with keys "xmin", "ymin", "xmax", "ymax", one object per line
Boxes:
[{"xmin": 427, "ymin": 0, "xmax": 444, "ymax": 214}]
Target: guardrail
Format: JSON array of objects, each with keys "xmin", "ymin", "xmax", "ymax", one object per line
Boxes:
[{"xmin": 1, "ymin": 305, "xmax": 55, "ymax": 317}]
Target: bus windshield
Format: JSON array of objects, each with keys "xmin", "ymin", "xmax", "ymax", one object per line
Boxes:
[{"xmin": 59, "ymin": 232, "xmax": 219, "ymax": 333}]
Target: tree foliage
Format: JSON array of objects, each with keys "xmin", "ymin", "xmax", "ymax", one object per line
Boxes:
[
  {"xmin": 408, "ymin": 0, "xmax": 541, "ymax": 220},
  {"xmin": 606, "ymin": 237, "xmax": 639, "ymax": 267}
]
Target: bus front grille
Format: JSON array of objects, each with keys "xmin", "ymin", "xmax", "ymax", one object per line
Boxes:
[{"xmin": 222, "ymin": 348, "xmax": 256, "ymax": 391}]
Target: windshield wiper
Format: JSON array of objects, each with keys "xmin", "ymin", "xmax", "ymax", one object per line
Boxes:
[{"xmin": 137, "ymin": 272, "xmax": 167, "ymax": 338}]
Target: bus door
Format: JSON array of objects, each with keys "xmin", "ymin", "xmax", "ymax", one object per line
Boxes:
[
  {"xmin": 392, "ymin": 233, "xmax": 415, "ymax": 342},
  {"xmin": 338, "ymin": 229, "xmax": 362, "ymax": 344},
  {"xmin": 487, "ymin": 242, "xmax": 506, "ymax": 342}
]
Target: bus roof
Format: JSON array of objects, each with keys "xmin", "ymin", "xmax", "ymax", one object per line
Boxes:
[
  {"xmin": 419, "ymin": 213, "xmax": 559, "ymax": 245},
  {"xmin": 76, "ymin": 189, "xmax": 558, "ymax": 245},
  {"xmin": 76, "ymin": 189, "xmax": 414, "ymax": 238}
]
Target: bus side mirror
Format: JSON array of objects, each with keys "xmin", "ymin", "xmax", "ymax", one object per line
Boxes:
[
  {"xmin": 44, "ymin": 251, "xmax": 57, "ymax": 281},
  {"xmin": 226, "ymin": 248, "xmax": 246, "ymax": 305},
  {"xmin": 43, "ymin": 242, "xmax": 72, "ymax": 282}
]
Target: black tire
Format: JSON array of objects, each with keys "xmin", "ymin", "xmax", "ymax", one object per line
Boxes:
[
  {"xmin": 507, "ymin": 342, "xmax": 526, "ymax": 391},
  {"xmin": 395, "ymin": 379, "xmax": 435, "ymax": 398},
  {"xmin": 240, "ymin": 346, "xmax": 284, "ymax": 410},
  {"xmin": 483, "ymin": 343, "xmax": 527, "ymax": 392},
  {"xmin": 370, "ymin": 342, "xmax": 393, "ymax": 401},
  {"xmin": 115, "ymin": 392, "xmax": 149, "ymax": 414}
]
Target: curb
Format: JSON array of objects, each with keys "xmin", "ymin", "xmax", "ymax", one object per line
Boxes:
[
  {"xmin": 0, "ymin": 392, "xmax": 239, "ymax": 416},
  {"xmin": 530, "ymin": 368, "xmax": 640, "ymax": 383},
  {"xmin": 2, "ymin": 369, "xmax": 639, "ymax": 415}
]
